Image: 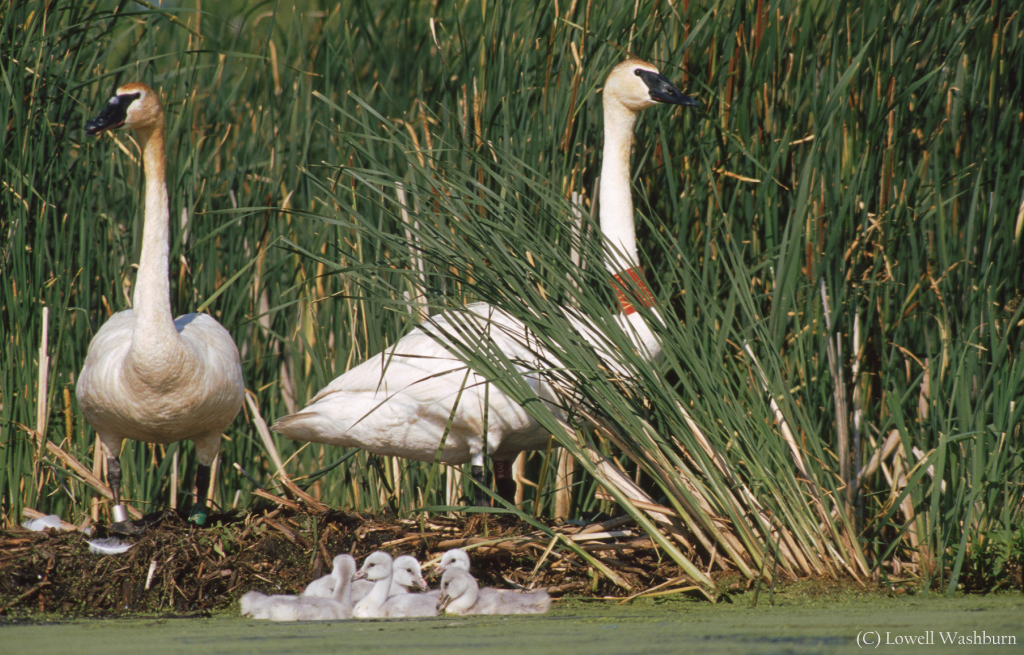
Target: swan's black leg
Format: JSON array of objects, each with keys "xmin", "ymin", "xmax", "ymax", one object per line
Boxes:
[
  {"xmin": 107, "ymin": 456, "xmax": 124, "ymax": 511},
  {"xmin": 493, "ymin": 459, "xmax": 516, "ymax": 505},
  {"xmin": 189, "ymin": 463, "xmax": 211, "ymax": 526},
  {"xmin": 107, "ymin": 455, "xmax": 144, "ymax": 534},
  {"xmin": 471, "ymin": 464, "xmax": 488, "ymax": 507}
]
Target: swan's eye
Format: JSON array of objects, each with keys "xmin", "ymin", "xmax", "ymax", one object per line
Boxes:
[{"xmin": 634, "ymin": 69, "xmax": 643, "ymax": 76}]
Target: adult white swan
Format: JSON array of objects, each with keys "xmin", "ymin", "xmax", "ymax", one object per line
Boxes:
[
  {"xmin": 78, "ymin": 83, "xmax": 245, "ymax": 530},
  {"xmin": 272, "ymin": 60, "xmax": 696, "ymax": 503}
]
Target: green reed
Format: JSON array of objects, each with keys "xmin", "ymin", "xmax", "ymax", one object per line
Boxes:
[{"xmin": 1, "ymin": 0, "xmax": 1020, "ymax": 594}]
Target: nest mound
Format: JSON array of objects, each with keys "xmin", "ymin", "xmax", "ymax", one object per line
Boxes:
[{"xmin": 0, "ymin": 508, "xmax": 688, "ymax": 618}]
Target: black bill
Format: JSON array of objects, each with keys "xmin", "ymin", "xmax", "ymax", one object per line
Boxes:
[
  {"xmin": 84, "ymin": 92, "xmax": 140, "ymax": 136},
  {"xmin": 636, "ymin": 69, "xmax": 699, "ymax": 107}
]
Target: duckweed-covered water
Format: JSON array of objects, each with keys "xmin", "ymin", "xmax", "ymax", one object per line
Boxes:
[{"xmin": 5, "ymin": 594, "xmax": 1022, "ymax": 655}]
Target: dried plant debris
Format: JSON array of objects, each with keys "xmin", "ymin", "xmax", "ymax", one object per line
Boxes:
[{"xmin": 0, "ymin": 509, "xmax": 698, "ymax": 618}]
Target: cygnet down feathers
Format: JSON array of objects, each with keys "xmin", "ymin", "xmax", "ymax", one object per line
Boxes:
[
  {"xmin": 352, "ymin": 551, "xmax": 394, "ymax": 618},
  {"xmin": 305, "ymin": 554, "xmax": 426, "ymax": 602},
  {"xmin": 241, "ymin": 554, "xmax": 356, "ymax": 621},
  {"xmin": 437, "ymin": 568, "xmax": 551, "ymax": 615},
  {"xmin": 435, "ymin": 548, "xmax": 471, "ymax": 576}
]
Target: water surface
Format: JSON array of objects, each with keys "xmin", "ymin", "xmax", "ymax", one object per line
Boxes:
[{"xmin": 6, "ymin": 593, "xmax": 1021, "ymax": 654}]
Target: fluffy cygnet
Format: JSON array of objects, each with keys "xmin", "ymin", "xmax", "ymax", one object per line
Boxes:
[
  {"xmin": 435, "ymin": 548, "xmax": 471, "ymax": 576},
  {"xmin": 242, "ymin": 554, "xmax": 355, "ymax": 621},
  {"xmin": 437, "ymin": 568, "xmax": 551, "ymax": 615},
  {"xmin": 352, "ymin": 551, "xmax": 394, "ymax": 618},
  {"xmin": 305, "ymin": 554, "xmax": 426, "ymax": 602},
  {"xmin": 381, "ymin": 589, "xmax": 439, "ymax": 618},
  {"xmin": 379, "ymin": 555, "xmax": 436, "ymax": 617}
]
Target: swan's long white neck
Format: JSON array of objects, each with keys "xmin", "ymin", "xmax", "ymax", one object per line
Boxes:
[
  {"xmin": 130, "ymin": 124, "xmax": 184, "ymax": 366},
  {"xmin": 600, "ymin": 90, "xmax": 662, "ymax": 360},
  {"xmin": 333, "ymin": 562, "xmax": 353, "ymax": 606},
  {"xmin": 356, "ymin": 564, "xmax": 392, "ymax": 616},
  {"xmin": 449, "ymin": 576, "xmax": 478, "ymax": 614},
  {"xmin": 599, "ymin": 101, "xmax": 640, "ymax": 274}
]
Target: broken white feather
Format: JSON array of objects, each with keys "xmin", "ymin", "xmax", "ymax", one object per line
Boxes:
[
  {"xmin": 87, "ymin": 537, "xmax": 132, "ymax": 555},
  {"xmin": 22, "ymin": 515, "xmax": 68, "ymax": 531}
]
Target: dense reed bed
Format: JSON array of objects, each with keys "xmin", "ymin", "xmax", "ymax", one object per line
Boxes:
[{"xmin": 2, "ymin": 0, "xmax": 1021, "ymax": 597}]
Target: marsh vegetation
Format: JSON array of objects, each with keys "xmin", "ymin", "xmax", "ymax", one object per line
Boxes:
[{"xmin": 1, "ymin": 0, "xmax": 1021, "ymax": 608}]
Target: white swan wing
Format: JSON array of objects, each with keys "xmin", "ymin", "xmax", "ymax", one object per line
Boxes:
[
  {"xmin": 382, "ymin": 593, "xmax": 438, "ymax": 618},
  {"xmin": 174, "ymin": 312, "xmax": 245, "ymax": 404},
  {"xmin": 302, "ymin": 574, "xmax": 336, "ymax": 598},
  {"xmin": 274, "ymin": 306, "xmax": 553, "ymax": 464}
]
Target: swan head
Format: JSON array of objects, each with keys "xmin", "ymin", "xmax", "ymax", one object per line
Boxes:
[
  {"xmin": 85, "ymin": 82, "xmax": 163, "ymax": 136},
  {"xmin": 393, "ymin": 555, "xmax": 429, "ymax": 591},
  {"xmin": 436, "ymin": 568, "xmax": 477, "ymax": 613},
  {"xmin": 353, "ymin": 551, "xmax": 393, "ymax": 582},
  {"xmin": 603, "ymin": 59, "xmax": 698, "ymax": 113},
  {"xmin": 332, "ymin": 554, "xmax": 357, "ymax": 579},
  {"xmin": 435, "ymin": 548, "xmax": 471, "ymax": 575}
]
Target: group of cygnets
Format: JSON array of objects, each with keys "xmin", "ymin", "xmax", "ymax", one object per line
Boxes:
[{"xmin": 240, "ymin": 548, "xmax": 551, "ymax": 621}]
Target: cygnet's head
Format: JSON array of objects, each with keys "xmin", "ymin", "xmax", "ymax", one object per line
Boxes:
[
  {"xmin": 85, "ymin": 82, "xmax": 163, "ymax": 135},
  {"xmin": 354, "ymin": 551, "xmax": 393, "ymax": 582},
  {"xmin": 435, "ymin": 548, "xmax": 471, "ymax": 575},
  {"xmin": 603, "ymin": 59, "xmax": 698, "ymax": 113},
  {"xmin": 332, "ymin": 554, "xmax": 357, "ymax": 579},
  {"xmin": 436, "ymin": 568, "xmax": 477, "ymax": 613},
  {"xmin": 392, "ymin": 555, "xmax": 428, "ymax": 591}
]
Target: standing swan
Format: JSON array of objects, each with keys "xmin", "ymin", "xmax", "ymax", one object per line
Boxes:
[
  {"xmin": 78, "ymin": 83, "xmax": 245, "ymax": 530},
  {"xmin": 272, "ymin": 60, "xmax": 696, "ymax": 503}
]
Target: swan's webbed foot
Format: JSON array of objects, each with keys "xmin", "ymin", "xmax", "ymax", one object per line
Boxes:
[
  {"xmin": 108, "ymin": 505, "xmax": 146, "ymax": 536},
  {"xmin": 188, "ymin": 463, "xmax": 212, "ymax": 526},
  {"xmin": 188, "ymin": 504, "xmax": 209, "ymax": 526},
  {"xmin": 106, "ymin": 458, "xmax": 145, "ymax": 534},
  {"xmin": 108, "ymin": 519, "xmax": 147, "ymax": 536}
]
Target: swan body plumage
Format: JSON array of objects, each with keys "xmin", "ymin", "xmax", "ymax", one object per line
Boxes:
[
  {"xmin": 275, "ymin": 304, "xmax": 557, "ymax": 465},
  {"xmin": 271, "ymin": 60, "xmax": 695, "ymax": 489},
  {"xmin": 240, "ymin": 592, "xmax": 351, "ymax": 622},
  {"xmin": 77, "ymin": 83, "xmax": 244, "ymax": 526},
  {"xmin": 437, "ymin": 568, "xmax": 551, "ymax": 615},
  {"xmin": 305, "ymin": 554, "xmax": 426, "ymax": 602},
  {"xmin": 352, "ymin": 551, "xmax": 395, "ymax": 618},
  {"xmin": 381, "ymin": 589, "xmax": 439, "ymax": 618},
  {"xmin": 242, "ymin": 554, "xmax": 355, "ymax": 621}
]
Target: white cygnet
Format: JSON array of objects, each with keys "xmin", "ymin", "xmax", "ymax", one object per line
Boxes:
[
  {"xmin": 380, "ymin": 555, "xmax": 436, "ymax": 617},
  {"xmin": 381, "ymin": 589, "xmax": 439, "ymax": 618},
  {"xmin": 435, "ymin": 548, "xmax": 471, "ymax": 576},
  {"xmin": 306, "ymin": 554, "xmax": 426, "ymax": 602},
  {"xmin": 437, "ymin": 568, "xmax": 551, "ymax": 616},
  {"xmin": 352, "ymin": 551, "xmax": 394, "ymax": 618},
  {"xmin": 241, "ymin": 554, "xmax": 356, "ymax": 621}
]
